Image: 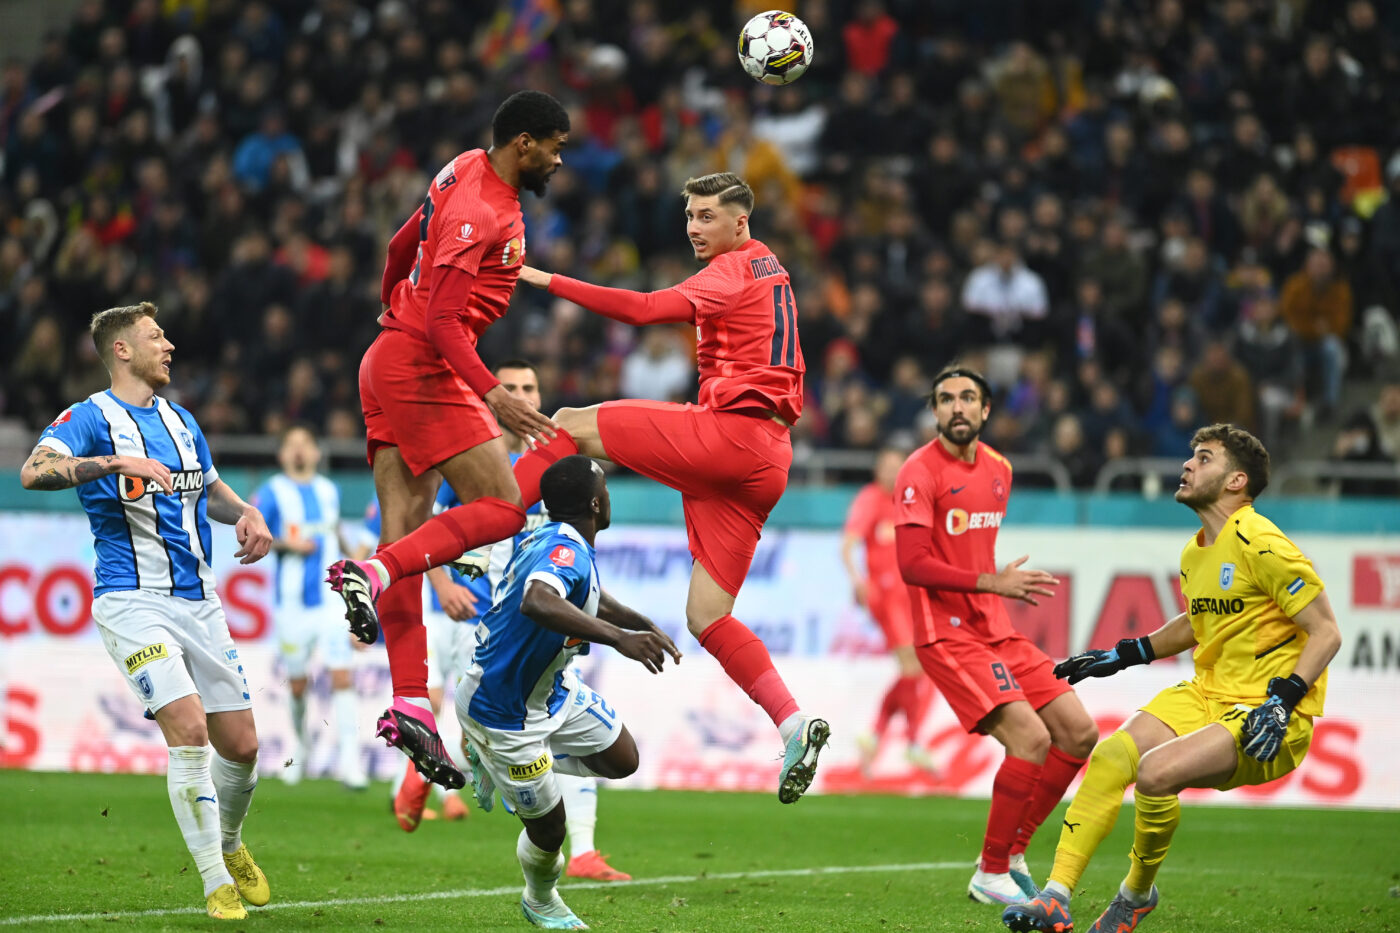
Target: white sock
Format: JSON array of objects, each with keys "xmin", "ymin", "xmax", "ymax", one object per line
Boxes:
[
  {"xmin": 778, "ymin": 712, "xmax": 804, "ymax": 744},
  {"xmin": 332, "ymin": 687, "xmax": 360, "ymax": 776},
  {"xmin": 1045, "ymin": 880, "xmax": 1072, "ymax": 900},
  {"xmin": 167, "ymin": 746, "xmax": 233, "ymax": 896},
  {"xmin": 560, "ymin": 774, "xmax": 597, "ymax": 857},
  {"xmin": 210, "ymin": 753, "xmax": 258, "ymax": 855},
  {"xmin": 551, "ymin": 755, "xmax": 601, "ymax": 778},
  {"xmin": 289, "ymin": 692, "xmax": 308, "ymax": 755},
  {"xmin": 1120, "ymin": 880, "xmax": 1152, "ymax": 906},
  {"xmin": 396, "ymin": 695, "xmax": 433, "ymax": 715},
  {"xmin": 516, "ymin": 828, "xmax": 564, "ymax": 904},
  {"xmin": 367, "ymin": 559, "xmax": 390, "ymax": 588}
]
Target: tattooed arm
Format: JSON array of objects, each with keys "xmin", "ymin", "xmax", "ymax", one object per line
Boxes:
[{"xmin": 20, "ymin": 446, "xmax": 174, "ymax": 493}]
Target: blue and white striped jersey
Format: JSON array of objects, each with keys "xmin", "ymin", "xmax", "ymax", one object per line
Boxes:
[
  {"xmin": 254, "ymin": 474, "xmax": 342, "ymax": 609},
  {"xmin": 37, "ymin": 391, "xmax": 218, "ymax": 600},
  {"xmin": 460, "ymin": 521, "xmax": 599, "ymax": 731}
]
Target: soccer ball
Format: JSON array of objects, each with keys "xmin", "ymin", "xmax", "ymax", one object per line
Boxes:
[{"xmin": 737, "ymin": 10, "xmax": 814, "ymax": 86}]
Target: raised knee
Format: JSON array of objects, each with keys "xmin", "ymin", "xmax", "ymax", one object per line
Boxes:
[{"xmin": 1135, "ymin": 753, "xmax": 1170, "ymax": 796}]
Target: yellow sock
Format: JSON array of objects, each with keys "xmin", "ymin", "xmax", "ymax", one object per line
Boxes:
[
  {"xmin": 1124, "ymin": 790, "xmax": 1180, "ymax": 899},
  {"xmin": 1047, "ymin": 730, "xmax": 1139, "ymax": 894}
]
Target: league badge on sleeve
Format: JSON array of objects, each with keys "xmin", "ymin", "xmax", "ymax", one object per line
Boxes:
[
  {"xmin": 549, "ymin": 545, "xmax": 575, "ymax": 568},
  {"xmin": 1219, "ymin": 562, "xmax": 1235, "ymax": 590},
  {"xmin": 48, "ymin": 408, "xmax": 74, "ymax": 428}
]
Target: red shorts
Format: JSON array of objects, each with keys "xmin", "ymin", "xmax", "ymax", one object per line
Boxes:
[
  {"xmin": 867, "ymin": 578, "xmax": 914, "ymax": 650},
  {"xmin": 359, "ymin": 328, "xmax": 501, "ymax": 476},
  {"xmin": 597, "ymin": 400, "xmax": 791, "ymax": 597},
  {"xmin": 916, "ymin": 633, "xmax": 1071, "ymax": 734}
]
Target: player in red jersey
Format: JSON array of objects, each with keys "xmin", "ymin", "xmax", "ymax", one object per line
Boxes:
[
  {"xmin": 510, "ymin": 172, "xmax": 829, "ymax": 803},
  {"xmin": 895, "ymin": 365, "xmax": 1098, "ymax": 906},
  {"xmin": 843, "ymin": 445, "xmax": 940, "ymax": 776},
  {"xmin": 324, "ymin": 91, "xmax": 569, "ymax": 789}
]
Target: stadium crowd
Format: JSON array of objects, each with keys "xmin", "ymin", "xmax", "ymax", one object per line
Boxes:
[{"xmin": 3, "ymin": 0, "xmax": 1400, "ymax": 486}]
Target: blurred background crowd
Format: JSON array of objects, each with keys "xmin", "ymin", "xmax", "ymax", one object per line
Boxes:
[{"xmin": 2, "ymin": 0, "xmax": 1399, "ymax": 489}]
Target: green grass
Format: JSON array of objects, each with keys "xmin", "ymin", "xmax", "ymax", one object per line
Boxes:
[{"xmin": 1, "ymin": 771, "xmax": 1396, "ymax": 931}]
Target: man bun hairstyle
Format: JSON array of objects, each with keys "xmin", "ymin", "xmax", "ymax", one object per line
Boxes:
[
  {"xmin": 541, "ymin": 455, "xmax": 604, "ymax": 520},
  {"xmin": 1190, "ymin": 423, "xmax": 1271, "ymax": 498},
  {"xmin": 492, "ymin": 90, "xmax": 570, "ymax": 146},
  {"xmin": 90, "ymin": 301, "xmax": 158, "ymax": 370},
  {"xmin": 681, "ymin": 172, "xmax": 755, "ymax": 215}
]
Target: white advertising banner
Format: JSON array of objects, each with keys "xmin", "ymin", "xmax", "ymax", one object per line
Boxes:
[{"xmin": 2, "ymin": 514, "xmax": 1397, "ymax": 808}]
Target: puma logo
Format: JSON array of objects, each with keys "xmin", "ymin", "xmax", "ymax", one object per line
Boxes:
[
  {"xmin": 1258, "ymin": 548, "xmax": 1273, "ymax": 555},
  {"xmin": 1063, "ymin": 819, "xmax": 1080, "ymax": 833}
]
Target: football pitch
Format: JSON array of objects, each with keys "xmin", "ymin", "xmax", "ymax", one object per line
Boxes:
[{"xmin": 1, "ymin": 772, "xmax": 1395, "ymax": 931}]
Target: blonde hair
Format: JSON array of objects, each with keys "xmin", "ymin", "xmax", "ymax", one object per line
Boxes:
[{"xmin": 90, "ymin": 301, "xmax": 158, "ymax": 370}]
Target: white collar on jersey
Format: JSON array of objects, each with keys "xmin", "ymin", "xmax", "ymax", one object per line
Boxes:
[{"xmin": 553, "ymin": 520, "xmax": 591, "ymax": 551}]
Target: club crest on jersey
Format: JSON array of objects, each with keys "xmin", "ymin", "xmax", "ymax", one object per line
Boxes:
[
  {"xmin": 549, "ymin": 545, "xmax": 575, "ymax": 568},
  {"xmin": 48, "ymin": 408, "xmax": 73, "ymax": 428},
  {"xmin": 177, "ymin": 429, "xmax": 195, "ymax": 452},
  {"xmin": 1219, "ymin": 562, "xmax": 1235, "ymax": 590},
  {"xmin": 992, "ymin": 477, "xmax": 1006, "ymax": 501},
  {"xmin": 135, "ymin": 670, "xmax": 154, "ymax": 699}
]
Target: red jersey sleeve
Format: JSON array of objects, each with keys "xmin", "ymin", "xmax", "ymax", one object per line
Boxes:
[
  {"xmin": 843, "ymin": 485, "xmax": 880, "ymax": 539},
  {"xmin": 893, "ymin": 457, "xmax": 938, "ymax": 528},
  {"xmin": 433, "ymin": 202, "xmax": 499, "ymax": 276},
  {"xmin": 672, "ymin": 252, "xmax": 746, "ymax": 322}
]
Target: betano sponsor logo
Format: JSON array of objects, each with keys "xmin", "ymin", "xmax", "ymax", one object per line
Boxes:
[
  {"xmin": 1189, "ymin": 596, "xmax": 1245, "ymax": 615},
  {"xmin": 121, "ymin": 469, "xmax": 204, "ymax": 499},
  {"xmin": 945, "ymin": 509, "xmax": 1004, "ymax": 535}
]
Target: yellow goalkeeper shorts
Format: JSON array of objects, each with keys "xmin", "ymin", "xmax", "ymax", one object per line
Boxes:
[{"xmin": 1139, "ymin": 679, "xmax": 1313, "ymax": 790}]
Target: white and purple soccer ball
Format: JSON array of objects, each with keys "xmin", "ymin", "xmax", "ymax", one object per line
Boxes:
[{"xmin": 737, "ymin": 10, "xmax": 814, "ymax": 86}]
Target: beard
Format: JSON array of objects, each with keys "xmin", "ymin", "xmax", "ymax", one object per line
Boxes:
[
  {"xmin": 520, "ymin": 164, "xmax": 554, "ymax": 196},
  {"xmin": 137, "ymin": 356, "xmax": 170, "ymax": 387},
  {"xmin": 939, "ymin": 418, "xmax": 981, "ymax": 445},
  {"xmin": 1175, "ymin": 472, "xmax": 1227, "ymax": 508}
]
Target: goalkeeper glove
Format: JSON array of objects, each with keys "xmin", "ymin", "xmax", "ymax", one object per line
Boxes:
[
  {"xmin": 1053, "ymin": 636, "xmax": 1155, "ymax": 685},
  {"xmin": 1241, "ymin": 674, "xmax": 1308, "ymax": 763}
]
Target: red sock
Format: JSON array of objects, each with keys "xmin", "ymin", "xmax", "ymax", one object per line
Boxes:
[
  {"xmin": 898, "ymin": 675, "xmax": 931, "ymax": 741},
  {"xmin": 697, "ymin": 615, "xmax": 800, "ymax": 728},
  {"xmin": 873, "ymin": 675, "xmax": 903, "ymax": 737},
  {"xmin": 512, "ymin": 429, "xmax": 579, "ymax": 509},
  {"xmin": 982, "ymin": 755, "xmax": 1042, "ymax": 874},
  {"xmin": 376, "ymin": 570, "xmax": 427, "ymax": 699},
  {"xmin": 1011, "ymin": 745, "xmax": 1089, "ymax": 855},
  {"xmin": 376, "ymin": 497, "xmax": 525, "ymax": 582}
]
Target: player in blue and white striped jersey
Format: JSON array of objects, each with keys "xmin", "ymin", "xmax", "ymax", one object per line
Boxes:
[
  {"xmin": 254, "ymin": 425, "xmax": 366, "ymax": 790},
  {"xmin": 21, "ymin": 302, "xmax": 273, "ymax": 921},
  {"xmin": 455, "ymin": 454, "xmax": 680, "ymax": 930}
]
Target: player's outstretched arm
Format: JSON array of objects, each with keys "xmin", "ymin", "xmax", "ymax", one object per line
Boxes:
[
  {"xmin": 20, "ymin": 445, "xmax": 173, "ymax": 493},
  {"xmin": 206, "ymin": 480, "xmax": 273, "ymax": 564},
  {"xmin": 521, "ymin": 582, "xmax": 675, "ymax": 674},
  {"xmin": 598, "ymin": 591, "xmax": 682, "ymax": 664},
  {"xmin": 1053, "ymin": 611, "xmax": 1196, "ymax": 684},
  {"xmin": 519, "ymin": 265, "xmax": 696, "ymax": 326}
]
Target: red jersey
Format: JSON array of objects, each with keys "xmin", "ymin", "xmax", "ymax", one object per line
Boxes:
[
  {"xmin": 844, "ymin": 482, "xmax": 899, "ymax": 588},
  {"xmin": 671, "ymin": 238, "xmax": 804, "ymax": 424},
  {"xmin": 381, "ymin": 149, "xmax": 524, "ymax": 343},
  {"xmin": 894, "ymin": 439, "xmax": 1015, "ymax": 645}
]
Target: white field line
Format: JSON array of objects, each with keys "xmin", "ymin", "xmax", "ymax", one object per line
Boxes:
[{"xmin": 0, "ymin": 860, "xmax": 969, "ymax": 925}]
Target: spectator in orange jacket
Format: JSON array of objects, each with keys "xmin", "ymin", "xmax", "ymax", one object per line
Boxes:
[{"xmin": 1279, "ymin": 248, "xmax": 1352, "ymax": 415}]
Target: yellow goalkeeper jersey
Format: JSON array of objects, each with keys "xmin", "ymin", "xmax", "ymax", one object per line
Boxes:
[{"xmin": 1178, "ymin": 504, "xmax": 1327, "ymax": 718}]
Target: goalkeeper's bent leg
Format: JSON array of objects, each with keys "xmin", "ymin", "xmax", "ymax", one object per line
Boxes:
[
  {"xmin": 1046, "ymin": 730, "xmax": 1140, "ymax": 894},
  {"xmin": 1123, "ymin": 791, "xmax": 1180, "ymax": 900}
]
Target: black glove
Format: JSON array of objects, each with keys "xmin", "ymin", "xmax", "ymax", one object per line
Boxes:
[
  {"xmin": 1053, "ymin": 636, "xmax": 1155, "ymax": 685},
  {"xmin": 1241, "ymin": 674, "xmax": 1308, "ymax": 763}
]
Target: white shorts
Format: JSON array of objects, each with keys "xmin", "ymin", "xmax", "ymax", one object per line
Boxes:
[
  {"xmin": 93, "ymin": 590, "xmax": 252, "ymax": 714},
  {"xmin": 276, "ymin": 602, "xmax": 353, "ymax": 678},
  {"xmin": 457, "ymin": 680, "xmax": 623, "ymax": 819},
  {"xmin": 426, "ymin": 613, "xmax": 477, "ymax": 692}
]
